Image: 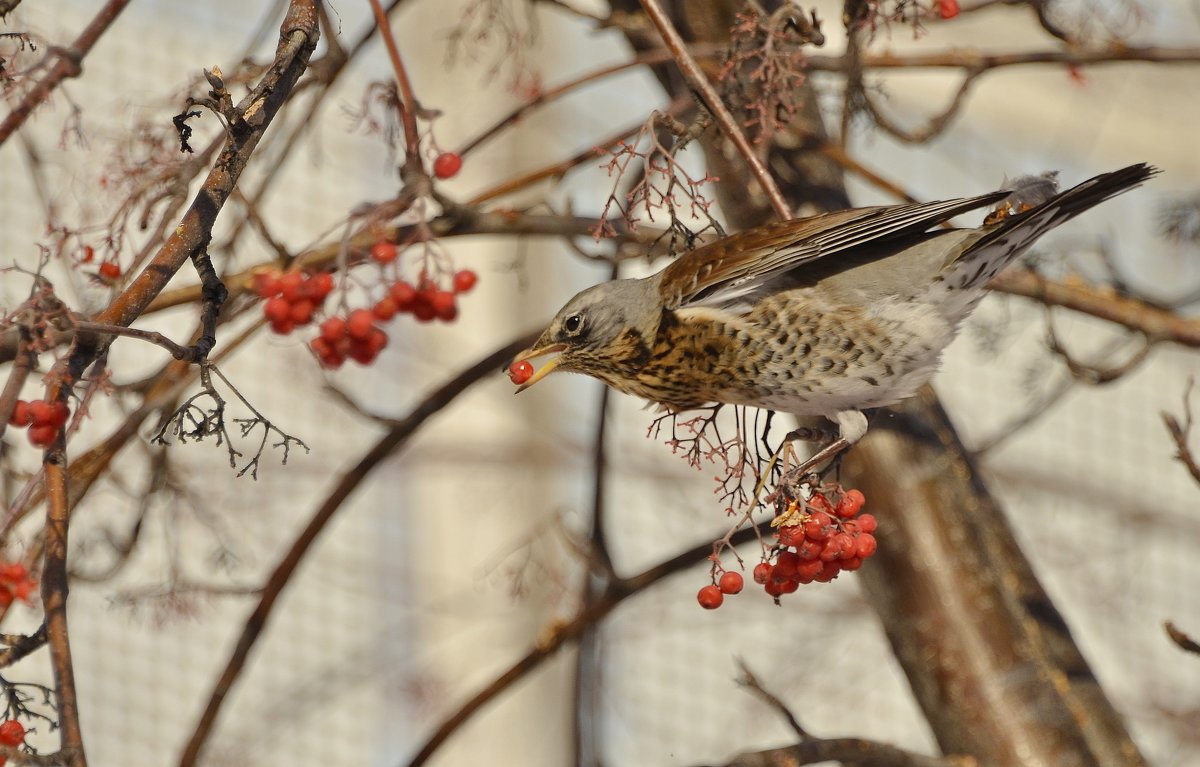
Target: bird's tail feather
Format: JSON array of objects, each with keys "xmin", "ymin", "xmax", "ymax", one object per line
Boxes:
[{"xmin": 954, "ymin": 163, "xmax": 1157, "ymax": 289}]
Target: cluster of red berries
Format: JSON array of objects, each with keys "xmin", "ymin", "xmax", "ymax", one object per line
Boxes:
[
  {"xmin": 7, "ymin": 400, "xmax": 70, "ymax": 448},
  {"xmin": 307, "ymin": 264, "xmax": 479, "ymax": 369},
  {"xmin": 310, "ymin": 310, "xmax": 389, "ymax": 368},
  {"xmin": 755, "ymin": 488, "xmax": 875, "ymax": 599},
  {"xmin": 0, "ymin": 718, "xmax": 26, "ymax": 765},
  {"xmin": 696, "ymin": 488, "xmax": 877, "ymax": 609},
  {"xmin": 0, "ymin": 563, "xmax": 36, "ymax": 608},
  {"xmin": 255, "ymin": 270, "xmax": 335, "ymax": 336},
  {"xmin": 696, "ymin": 570, "xmax": 744, "ymax": 610}
]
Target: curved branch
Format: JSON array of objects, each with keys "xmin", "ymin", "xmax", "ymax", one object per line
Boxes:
[{"xmin": 0, "ymin": 0, "xmax": 132, "ymax": 149}]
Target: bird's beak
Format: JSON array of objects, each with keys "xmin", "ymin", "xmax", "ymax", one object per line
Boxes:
[{"xmin": 510, "ymin": 342, "xmax": 568, "ymax": 392}]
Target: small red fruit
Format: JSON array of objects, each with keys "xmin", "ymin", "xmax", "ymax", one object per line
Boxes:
[
  {"xmin": 263, "ymin": 297, "xmax": 290, "ymax": 324},
  {"xmin": 837, "ymin": 489, "xmax": 865, "ymax": 517},
  {"xmin": 718, "ymin": 571, "xmax": 743, "ymax": 595},
  {"xmin": 0, "ymin": 719, "xmax": 24, "ymax": 746},
  {"xmin": 697, "ymin": 584, "xmax": 724, "ymax": 610},
  {"xmin": 857, "ymin": 514, "xmax": 878, "ymax": 534},
  {"xmin": 27, "ymin": 425, "xmax": 58, "ymax": 448},
  {"xmin": 288, "ymin": 299, "xmax": 315, "ymax": 325},
  {"xmin": 411, "ymin": 292, "xmax": 436, "ymax": 322},
  {"xmin": 452, "ymin": 269, "xmax": 478, "ymax": 293},
  {"xmin": 796, "ymin": 539, "xmax": 822, "ymax": 561},
  {"xmin": 252, "ymin": 271, "xmax": 281, "ymax": 298},
  {"xmin": 27, "ymin": 401, "xmax": 52, "ymax": 426},
  {"xmin": 390, "ymin": 281, "xmax": 416, "ymax": 310},
  {"xmin": 320, "ymin": 317, "xmax": 347, "ymax": 343},
  {"xmin": 509, "ymin": 360, "xmax": 534, "ymax": 385},
  {"xmin": 431, "ymin": 290, "xmax": 457, "ymax": 321},
  {"xmin": 803, "ymin": 511, "xmax": 833, "ymax": 541},
  {"xmin": 278, "ymin": 272, "xmax": 305, "ymax": 301},
  {"xmin": 7, "ymin": 401, "xmax": 32, "ymax": 427},
  {"xmin": 371, "ymin": 241, "xmax": 398, "ymax": 264},
  {"xmin": 99, "ymin": 261, "xmax": 121, "ymax": 280},
  {"xmin": 269, "ymin": 317, "xmax": 295, "ymax": 335},
  {"xmin": 373, "ymin": 296, "xmax": 398, "ymax": 321},
  {"xmin": 433, "ymin": 152, "xmax": 463, "ymax": 179},
  {"xmin": 856, "ymin": 533, "xmax": 878, "ymax": 559},
  {"xmin": 752, "ymin": 562, "xmax": 772, "ymax": 584},
  {"xmin": 346, "ymin": 309, "xmax": 375, "ymax": 341},
  {"xmin": 937, "ymin": 0, "xmax": 959, "ymax": 19},
  {"xmin": 308, "ymin": 272, "xmax": 335, "ymax": 300},
  {"xmin": 777, "ymin": 525, "xmax": 805, "ymax": 547}
]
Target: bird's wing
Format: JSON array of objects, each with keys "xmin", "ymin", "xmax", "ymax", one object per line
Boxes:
[{"xmin": 660, "ymin": 191, "xmax": 1010, "ymax": 310}]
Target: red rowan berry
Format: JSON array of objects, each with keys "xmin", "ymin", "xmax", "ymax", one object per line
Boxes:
[
  {"xmin": 697, "ymin": 585, "xmax": 723, "ymax": 610},
  {"xmin": 718, "ymin": 571, "xmax": 743, "ymax": 595},
  {"xmin": 433, "ymin": 152, "xmax": 463, "ymax": 179}
]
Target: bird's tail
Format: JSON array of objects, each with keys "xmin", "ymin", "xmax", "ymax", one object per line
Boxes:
[{"xmin": 933, "ymin": 163, "xmax": 1158, "ymax": 314}]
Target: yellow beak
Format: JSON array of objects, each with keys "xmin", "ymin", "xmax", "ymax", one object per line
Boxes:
[{"xmin": 510, "ymin": 342, "xmax": 568, "ymax": 392}]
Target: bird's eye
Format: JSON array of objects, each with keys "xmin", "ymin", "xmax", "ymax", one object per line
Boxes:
[{"xmin": 563, "ymin": 313, "xmax": 585, "ymax": 337}]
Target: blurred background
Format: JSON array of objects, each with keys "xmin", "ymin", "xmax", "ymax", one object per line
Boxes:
[{"xmin": 0, "ymin": 1, "xmax": 1198, "ymax": 765}]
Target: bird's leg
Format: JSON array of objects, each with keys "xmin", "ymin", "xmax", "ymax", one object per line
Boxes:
[{"xmin": 776, "ymin": 410, "xmax": 867, "ymax": 494}]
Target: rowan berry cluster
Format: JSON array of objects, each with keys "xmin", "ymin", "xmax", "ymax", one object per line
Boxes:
[
  {"xmin": 308, "ymin": 262, "xmax": 478, "ymax": 369},
  {"xmin": 696, "ymin": 570, "xmax": 744, "ymax": 610},
  {"xmin": 0, "ymin": 563, "xmax": 36, "ymax": 608},
  {"xmin": 7, "ymin": 400, "xmax": 70, "ymax": 448},
  {"xmin": 755, "ymin": 488, "xmax": 876, "ymax": 599},
  {"xmin": 697, "ymin": 487, "xmax": 877, "ymax": 609},
  {"xmin": 255, "ymin": 270, "xmax": 335, "ymax": 335},
  {"xmin": 0, "ymin": 718, "xmax": 25, "ymax": 765}
]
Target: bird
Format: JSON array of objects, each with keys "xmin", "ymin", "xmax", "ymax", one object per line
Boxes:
[{"xmin": 510, "ymin": 163, "xmax": 1157, "ymax": 454}]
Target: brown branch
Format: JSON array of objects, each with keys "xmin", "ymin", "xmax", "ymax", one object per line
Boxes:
[
  {"xmin": 141, "ymin": 209, "xmax": 662, "ymax": 316},
  {"xmin": 805, "ymin": 45, "xmax": 1200, "ymax": 72},
  {"xmin": 637, "ymin": 0, "xmax": 792, "ymax": 220},
  {"xmin": 71, "ymin": 321, "xmax": 193, "ymax": 360},
  {"xmin": 177, "ymin": 331, "xmax": 538, "ymax": 767},
  {"xmin": 367, "ymin": 0, "xmax": 422, "ymax": 165},
  {"xmin": 62, "ymin": 2, "xmax": 318, "ymax": 365},
  {"xmin": 990, "ymin": 268, "xmax": 1200, "ymax": 347},
  {"xmin": 0, "ymin": 0, "xmax": 132, "ymax": 149},
  {"xmin": 42, "ymin": 433, "xmax": 86, "ymax": 767}
]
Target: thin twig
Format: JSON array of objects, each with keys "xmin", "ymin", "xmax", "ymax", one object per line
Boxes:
[
  {"xmin": 0, "ymin": 0, "xmax": 133, "ymax": 149},
  {"xmin": 637, "ymin": 0, "xmax": 792, "ymax": 220},
  {"xmin": 1162, "ymin": 378, "xmax": 1200, "ymax": 485}
]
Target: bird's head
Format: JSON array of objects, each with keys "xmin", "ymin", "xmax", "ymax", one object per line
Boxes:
[{"xmin": 511, "ymin": 277, "xmax": 663, "ymax": 392}]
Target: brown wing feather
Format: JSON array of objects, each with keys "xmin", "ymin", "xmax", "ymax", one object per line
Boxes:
[{"xmin": 658, "ymin": 191, "xmax": 1011, "ymax": 309}]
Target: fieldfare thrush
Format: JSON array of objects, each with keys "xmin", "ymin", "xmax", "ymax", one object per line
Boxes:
[{"xmin": 512, "ymin": 163, "xmax": 1157, "ymax": 455}]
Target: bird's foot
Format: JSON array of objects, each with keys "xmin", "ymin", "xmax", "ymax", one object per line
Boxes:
[{"xmin": 775, "ymin": 437, "xmax": 851, "ymax": 499}]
